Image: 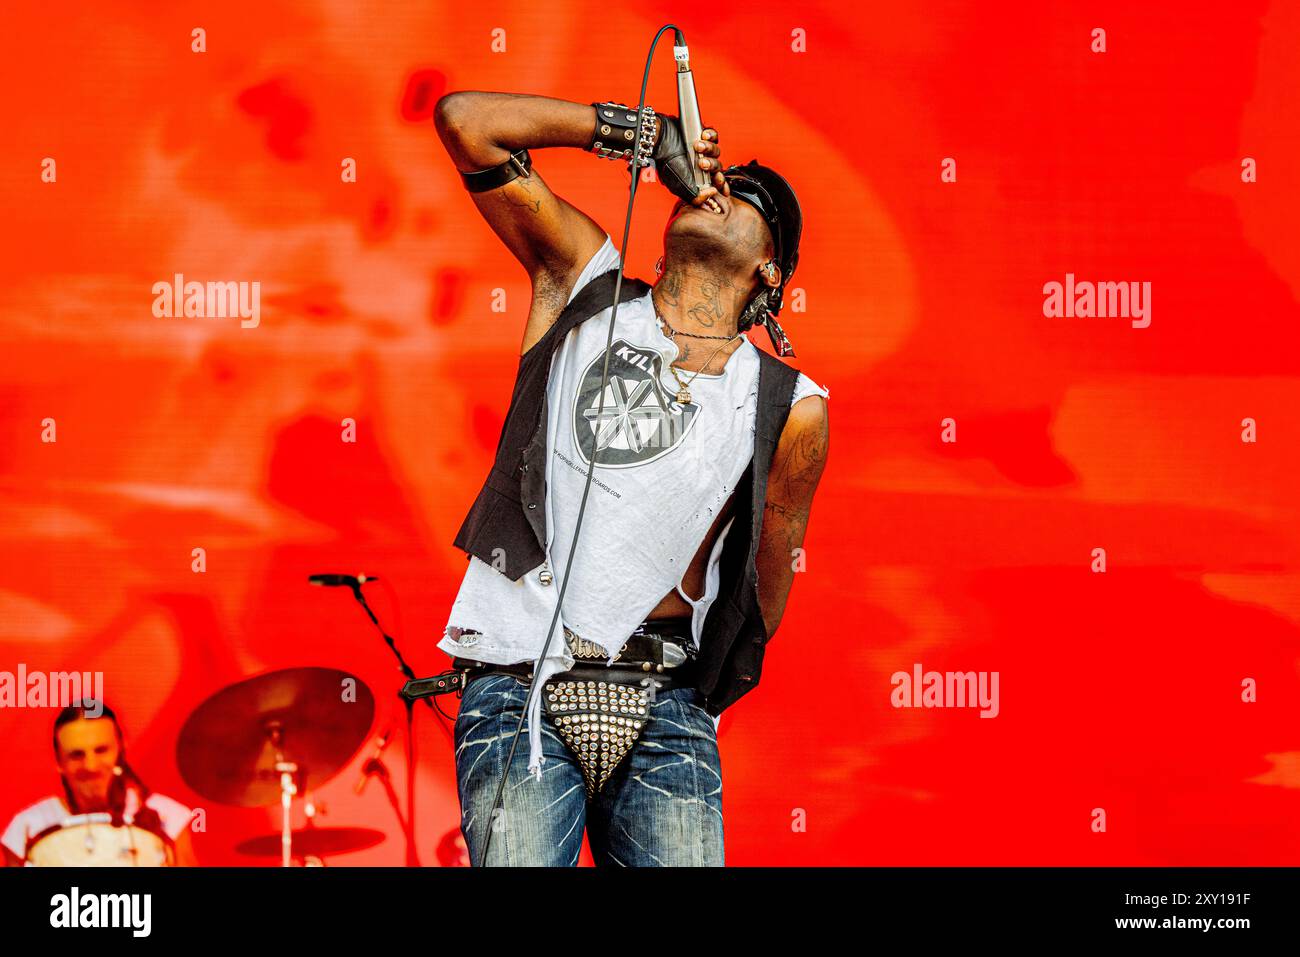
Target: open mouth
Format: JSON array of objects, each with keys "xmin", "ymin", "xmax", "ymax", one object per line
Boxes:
[{"xmin": 674, "ymin": 196, "xmax": 727, "ymax": 216}]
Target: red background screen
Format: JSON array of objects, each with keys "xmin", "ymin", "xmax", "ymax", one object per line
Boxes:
[{"xmin": 1, "ymin": 1, "xmax": 1297, "ymax": 865}]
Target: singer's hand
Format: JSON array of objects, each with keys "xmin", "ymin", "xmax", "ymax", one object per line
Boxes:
[
  {"xmin": 683, "ymin": 128, "xmax": 728, "ymax": 213},
  {"xmin": 652, "ymin": 114, "xmax": 726, "ymax": 211},
  {"xmin": 695, "ymin": 128, "xmax": 731, "ymax": 201}
]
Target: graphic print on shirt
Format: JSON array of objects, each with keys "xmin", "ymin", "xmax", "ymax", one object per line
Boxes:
[{"xmin": 571, "ymin": 339, "xmax": 699, "ymax": 468}]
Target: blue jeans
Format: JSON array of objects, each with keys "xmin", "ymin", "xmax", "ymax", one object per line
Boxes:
[{"xmin": 453, "ymin": 672, "xmax": 724, "ymax": 866}]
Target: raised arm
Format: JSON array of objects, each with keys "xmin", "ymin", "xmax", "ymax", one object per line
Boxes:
[
  {"xmin": 433, "ymin": 91, "xmax": 724, "ymax": 354},
  {"xmin": 434, "ymin": 92, "xmax": 607, "ymax": 354},
  {"xmin": 755, "ymin": 394, "xmax": 830, "ymax": 638}
]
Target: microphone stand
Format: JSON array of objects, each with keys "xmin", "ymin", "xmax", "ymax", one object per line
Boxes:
[
  {"xmin": 360, "ymin": 754, "xmax": 417, "ymax": 865},
  {"xmin": 346, "ymin": 582, "xmax": 425, "ymax": 867}
]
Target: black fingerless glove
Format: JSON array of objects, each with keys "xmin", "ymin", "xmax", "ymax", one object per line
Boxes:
[{"xmin": 652, "ymin": 113, "xmax": 703, "ymax": 203}]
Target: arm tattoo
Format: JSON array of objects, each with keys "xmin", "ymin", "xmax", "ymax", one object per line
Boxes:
[
  {"xmin": 764, "ymin": 500, "xmax": 806, "ymax": 521},
  {"xmin": 773, "ymin": 410, "xmax": 829, "ymax": 504},
  {"xmin": 754, "ymin": 403, "xmax": 828, "ymax": 632},
  {"xmin": 764, "ymin": 499, "xmax": 810, "ymax": 554},
  {"xmin": 498, "ymin": 176, "xmax": 542, "ymax": 214},
  {"xmin": 763, "ymin": 406, "xmax": 828, "ymax": 551}
]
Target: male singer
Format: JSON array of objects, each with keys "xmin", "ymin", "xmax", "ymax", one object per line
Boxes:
[
  {"xmin": 1, "ymin": 702, "xmax": 197, "ymax": 866},
  {"xmin": 433, "ymin": 91, "xmax": 829, "ymax": 866}
]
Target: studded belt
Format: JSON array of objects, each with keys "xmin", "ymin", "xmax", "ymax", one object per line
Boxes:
[{"xmin": 454, "ymin": 617, "xmax": 696, "ymax": 796}]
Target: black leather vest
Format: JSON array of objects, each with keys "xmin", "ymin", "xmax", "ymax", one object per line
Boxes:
[{"xmin": 451, "ymin": 268, "xmax": 800, "ymax": 717}]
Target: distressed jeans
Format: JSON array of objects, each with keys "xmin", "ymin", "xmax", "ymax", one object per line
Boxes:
[{"xmin": 453, "ymin": 672, "xmax": 724, "ymax": 866}]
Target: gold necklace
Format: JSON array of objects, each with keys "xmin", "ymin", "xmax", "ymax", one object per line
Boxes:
[{"xmin": 656, "ymin": 314, "xmax": 741, "ymax": 404}]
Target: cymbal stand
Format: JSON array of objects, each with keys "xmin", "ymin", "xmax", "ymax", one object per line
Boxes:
[{"xmin": 265, "ymin": 720, "xmax": 300, "ymax": 869}]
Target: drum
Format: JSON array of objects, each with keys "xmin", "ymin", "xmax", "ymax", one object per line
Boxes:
[{"xmin": 25, "ymin": 814, "xmax": 173, "ymax": 867}]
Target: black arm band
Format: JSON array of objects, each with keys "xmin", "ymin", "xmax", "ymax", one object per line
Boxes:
[{"xmin": 459, "ymin": 147, "xmax": 533, "ymax": 193}]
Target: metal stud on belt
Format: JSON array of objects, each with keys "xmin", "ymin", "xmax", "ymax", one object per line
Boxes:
[{"xmin": 544, "ymin": 679, "xmax": 649, "ymax": 796}]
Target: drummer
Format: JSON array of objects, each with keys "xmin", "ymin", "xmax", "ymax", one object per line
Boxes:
[{"xmin": 1, "ymin": 702, "xmax": 198, "ymax": 866}]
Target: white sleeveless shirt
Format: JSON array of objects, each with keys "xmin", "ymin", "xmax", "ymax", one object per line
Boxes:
[{"xmin": 439, "ymin": 236, "xmax": 829, "ymax": 777}]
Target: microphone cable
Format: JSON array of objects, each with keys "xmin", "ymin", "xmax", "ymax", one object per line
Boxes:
[{"xmin": 477, "ymin": 23, "xmax": 687, "ymax": 868}]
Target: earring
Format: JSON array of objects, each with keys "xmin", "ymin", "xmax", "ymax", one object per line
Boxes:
[{"xmin": 655, "ymin": 256, "xmax": 664, "ymax": 278}]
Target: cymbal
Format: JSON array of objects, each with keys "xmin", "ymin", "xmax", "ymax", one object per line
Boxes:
[
  {"xmin": 234, "ymin": 827, "xmax": 386, "ymax": 859},
  {"xmin": 177, "ymin": 667, "xmax": 375, "ymax": 807}
]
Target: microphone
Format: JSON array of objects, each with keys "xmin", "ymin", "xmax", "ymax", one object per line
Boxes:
[
  {"xmin": 673, "ymin": 30, "xmax": 710, "ymax": 193},
  {"xmin": 354, "ymin": 729, "xmax": 392, "ymax": 795},
  {"xmin": 308, "ymin": 573, "xmax": 379, "ymax": 588},
  {"xmin": 107, "ymin": 767, "xmax": 127, "ymax": 827}
]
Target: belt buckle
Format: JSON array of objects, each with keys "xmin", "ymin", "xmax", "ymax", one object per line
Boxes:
[
  {"xmin": 565, "ymin": 627, "xmax": 619, "ymax": 663},
  {"xmin": 640, "ymin": 623, "xmax": 692, "ymax": 669},
  {"xmin": 661, "ymin": 640, "xmax": 689, "ymax": 668}
]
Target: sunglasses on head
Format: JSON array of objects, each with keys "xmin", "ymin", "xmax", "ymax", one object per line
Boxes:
[{"xmin": 722, "ymin": 173, "xmax": 784, "ymax": 267}]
